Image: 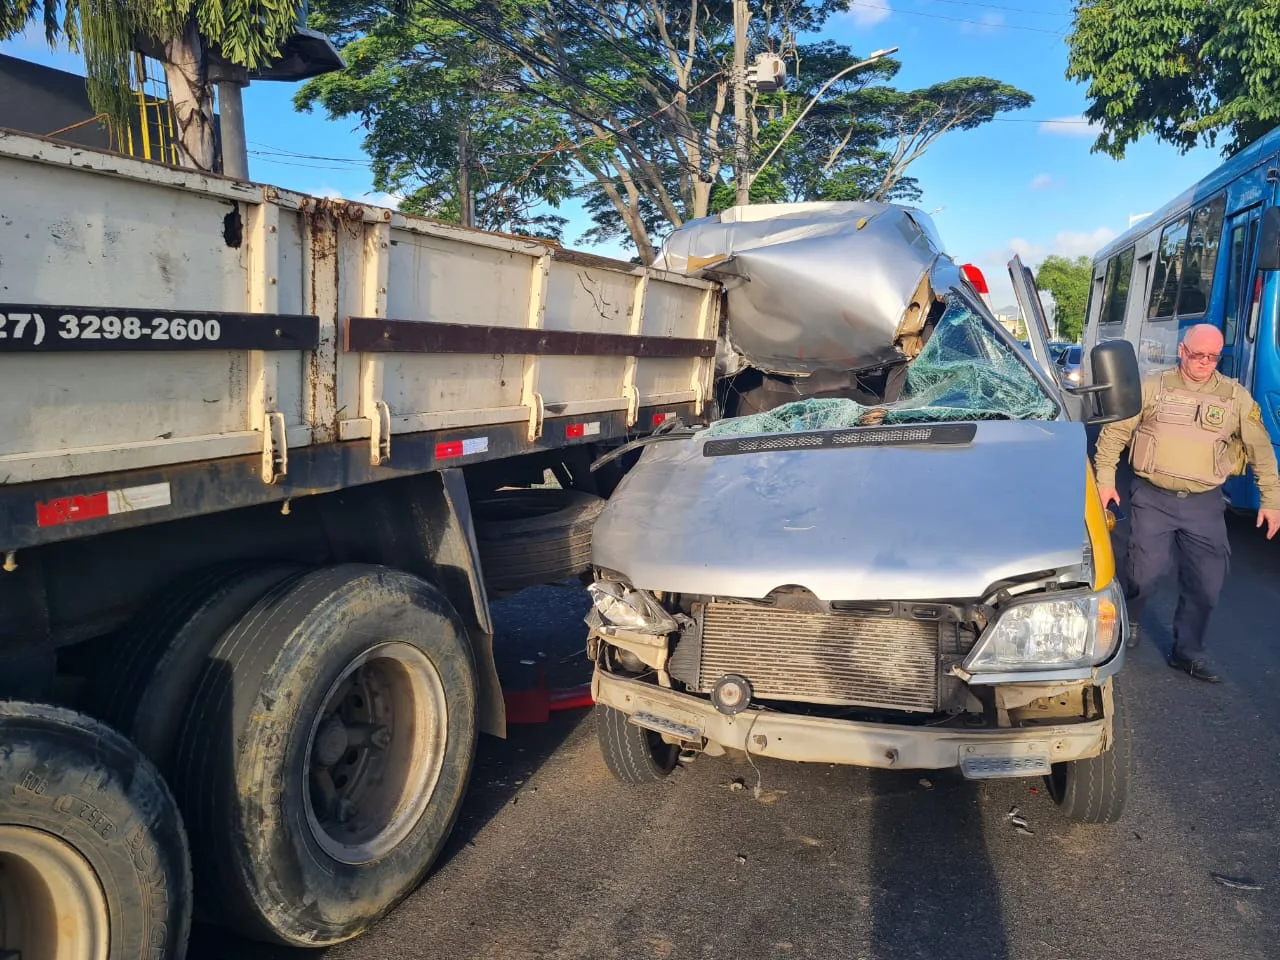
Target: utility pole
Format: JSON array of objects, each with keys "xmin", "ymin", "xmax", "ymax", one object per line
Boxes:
[
  {"xmin": 732, "ymin": 0, "xmax": 752, "ymax": 206},
  {"xmin": 750, "ymin": 48, "xmax": 897, "ymax": 187},
  {"xmin": 458, "ymin": 117, "xmax": 473, "ymax": 228}
]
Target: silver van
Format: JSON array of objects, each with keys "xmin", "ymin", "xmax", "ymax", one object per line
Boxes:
[{"xmin": 584, "ymin": 203, "xmax": 1141, "ymax": 823}]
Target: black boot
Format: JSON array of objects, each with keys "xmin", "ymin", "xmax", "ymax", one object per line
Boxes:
[{"xmin": 1169, "ymin": 654, "xmax": 1222, "ymax": 683}]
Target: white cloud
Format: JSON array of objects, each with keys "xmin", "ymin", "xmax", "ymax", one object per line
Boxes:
[
  {"xmin": 972, "ymin": 226, "xmax": 1117, "ymax": 311},
  {"xmin": 1028, "ymin": 173, "xmax": 1057, "ymax": 190},
  {"xmin": 313, "ymin": 187, "xmax": 404, "ymax": 210},
  {"xmin": 846, "ymin": 0, "xmax": 891, "ymax": 28},
  {"xmin": 1039, "ymin": 115, "xmax": 1101, "ymax": 138},
  {"xmin": 960, "ymin": 12, "xmax": 1004, "ymax": 35}
]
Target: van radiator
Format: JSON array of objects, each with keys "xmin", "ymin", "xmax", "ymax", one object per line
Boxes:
[{"xmin": 696, "ymin": 603, "xmax": 940, "ymax": 711}]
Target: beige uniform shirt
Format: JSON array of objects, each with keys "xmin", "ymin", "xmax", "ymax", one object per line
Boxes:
[{"xmin": 1094, "ymin": 367, "xmax": 1280, "ymax": 510}]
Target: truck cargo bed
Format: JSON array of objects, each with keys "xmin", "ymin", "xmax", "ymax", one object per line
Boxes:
[{"xmin": 0, "ymin": 130, "xmax": 718, "ymax": 550}]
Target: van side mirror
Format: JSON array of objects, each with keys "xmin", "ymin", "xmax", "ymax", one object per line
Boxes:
[
  {"xmin": 1075, "ymin": 339, "xmax": 1141, "ymax": 425},
  {"xmin": 1259, "ymin": 207, "xmax": 1280, "ymax": 271}
]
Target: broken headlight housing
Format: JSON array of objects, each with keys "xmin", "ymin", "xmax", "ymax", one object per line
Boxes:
[
  {"xmin": 587, "ymin": 578, "xmax": 678, "ymax": 635},
  {"xmin": 965, "ymin": 580, "xmax": 1123, "ymax": 673}
]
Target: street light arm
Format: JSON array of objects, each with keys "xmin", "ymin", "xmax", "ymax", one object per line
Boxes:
[{"xmin": 750, "ymin": 46, "xmax": 898, "ymax": 189}]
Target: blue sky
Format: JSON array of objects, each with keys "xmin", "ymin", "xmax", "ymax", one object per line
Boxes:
[{"xmin": 2, "ymin": 1, "xmax": 1228, "ymax": 307}]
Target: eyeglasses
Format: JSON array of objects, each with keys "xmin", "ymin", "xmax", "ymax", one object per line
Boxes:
[{"xmin": 1182, "ymin": 349, "xmax": 1221, "ymax": 362}]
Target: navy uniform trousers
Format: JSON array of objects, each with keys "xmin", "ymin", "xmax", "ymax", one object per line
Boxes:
[{"xmin": 1123, "ymin": 477, "xmax": 1230, "ymax": 660}]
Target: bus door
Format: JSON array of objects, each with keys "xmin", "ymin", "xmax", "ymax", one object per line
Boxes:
[
  {"xmin": 1219, "ymin": 206, "xmax": 1263, "ymax": 384},
  {"xmin": 1221, "ymin": 205, "xmax": 1266, "ymax": 508}
]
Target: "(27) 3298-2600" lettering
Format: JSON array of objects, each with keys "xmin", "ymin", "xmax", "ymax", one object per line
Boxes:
[{"xmin": 0, "ymin": 311, "xmax": 222, "ymax": 346}]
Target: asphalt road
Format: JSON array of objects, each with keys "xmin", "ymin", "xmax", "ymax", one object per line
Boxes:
[{"xmin": 190, "ymin": 514, "xmax": 1280, "ymax": 960}]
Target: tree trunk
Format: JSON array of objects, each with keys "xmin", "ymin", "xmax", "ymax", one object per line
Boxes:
[
  {"xmin": 161, "ymin": 21, "xmax": 217, "ymax": 171},
  {"xmin": 731, "ymin": 0, "xmax": 751, "ymax": 205}
]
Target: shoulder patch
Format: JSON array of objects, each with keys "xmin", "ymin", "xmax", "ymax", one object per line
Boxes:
[{"xmin": 1250, "ymin": 402, "xmax": 1263, "ymax": 424}]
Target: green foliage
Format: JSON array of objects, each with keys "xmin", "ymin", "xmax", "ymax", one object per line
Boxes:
[
  {"xmin": 298, "ymin": 0, "xmax": 573, "ymax": 236},
  {"xmin": 1, "ymin": 0, "xmax": 306, "ymax": 133},
  {"xmin": 1035, "ymin": 254, "xmax": 1091, "ymax": 343},
  {"xmin": 299, "ymin": 0, "xmax": 1031, "ymax": 255},
  {"xmin": 1066, "ymin": 0, "xmax": 1280, "ymax": 158}
]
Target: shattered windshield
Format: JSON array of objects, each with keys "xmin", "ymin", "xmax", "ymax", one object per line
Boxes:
[{"xmin": 704, "ymin": 293, "xmax": 1058, "ymax": 436}]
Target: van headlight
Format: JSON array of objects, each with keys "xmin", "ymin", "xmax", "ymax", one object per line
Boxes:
[
  {"xmin": 965, "ymin": 580, "xmax": 1123, "ymax": 672},
  {"xmin": 587, "ymin": 578, "xmax": 678, "ymax": 635}
]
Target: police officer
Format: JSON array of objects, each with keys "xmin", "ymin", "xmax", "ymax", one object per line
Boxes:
[{"xmin": 1095, "ymin": 323, "xmax": 1280, "ymax": 682}]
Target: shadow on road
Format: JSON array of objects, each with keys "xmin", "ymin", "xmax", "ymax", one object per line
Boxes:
[{"xmin": 867, "ymin": 771, "xmax": 1010, "ymax": 960}]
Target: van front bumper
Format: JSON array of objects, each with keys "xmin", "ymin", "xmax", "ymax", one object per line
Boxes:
[{"xmin": 593, "ymin": 671, "xmax": 1113, "ymax": 779}]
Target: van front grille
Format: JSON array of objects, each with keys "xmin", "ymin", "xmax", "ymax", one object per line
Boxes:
[{"xmin": 696, "ymin": 602, "xmax": 940, "ymax": 711}]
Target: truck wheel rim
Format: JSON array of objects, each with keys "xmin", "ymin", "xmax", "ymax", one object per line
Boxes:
[
  {"xmin": 304, "ymin": 641, "xmax": 449, "ymax": 865},
  {"xmin": 0, "ymin": 825, "xmax": 110, "ymax": 960}
]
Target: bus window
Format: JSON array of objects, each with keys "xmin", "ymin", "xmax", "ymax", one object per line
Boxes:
[
  {"xmin": 1175, "ymin": 195, "xmax": 1226, "ymax": 316},
  {"xmin": 1149, "ymin": 215, "xmax": 1189, "ymax": 319},
  {"xmin": 1222, "ymin": 220, "xmax": 1256, "ymax": 348},
  {"xmin": 1101, "ymin": 246, "xmax": 1134, "ymax": 325}
]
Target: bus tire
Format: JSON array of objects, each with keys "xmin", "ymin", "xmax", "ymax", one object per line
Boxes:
[
  {"xmin": 471, "ymin": 489, "xmax": 605, "ymax": 592},
  {"xmin": 0, "ymin": 701, "xmax": 192, "ymax": 960},
  {"xmin": 92, "ymin": 562, "xmax": 304, "ymax": 771},
  {"xmin": 172, "ymin": 564, "xmax": 478, "ymax": 946}
]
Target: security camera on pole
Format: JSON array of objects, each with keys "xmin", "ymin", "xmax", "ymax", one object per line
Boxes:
[{"xmin": 730, "ymin": 25, "xmax": 897, "ymax": 206}]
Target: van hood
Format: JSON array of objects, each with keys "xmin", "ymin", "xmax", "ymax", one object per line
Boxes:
[{"xmin": 591, "ymin": 420, "xmax": 1088, "ymax": 602}]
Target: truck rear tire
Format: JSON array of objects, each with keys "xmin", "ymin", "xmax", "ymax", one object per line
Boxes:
[
  {"xmin": 171, "ymin": 564, "xmax": 478, "ymax": 946},
  {"xmin": 0, "ymin": 701, "xmax": 192, "ymax": 960},
  {"xmin": 91, "ymin": 562, "xmax": 304, "ymax": 770},
  {"xmin": 1046, "ymin": 682, "xmax": 1132, "ymax": 824},
  {"xmin": 471, "ymin": 489, "xmax": 605, "ymax": 592},
  {"xmin": 596, "ymin": 705, "xmax": 679, "ymax": 785}
]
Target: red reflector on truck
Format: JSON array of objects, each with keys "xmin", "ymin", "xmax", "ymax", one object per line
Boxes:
[
  {"xmin": 434, "ymin": 437, "xmax": 489, "ymax": 460},
  {"xmin": 566, "ymin": 421, "xmax": 601, "ymax": 439},
  {"xmin": 36, "ymin": 482, "xmax": 172, "ymax": 528}
]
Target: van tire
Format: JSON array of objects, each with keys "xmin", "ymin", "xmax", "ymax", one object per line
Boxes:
[
  {"xmin": 596, "ymin": 705, "xmax": 679, "ymax": 785},
  {"xmin": 471, "ymin": 489, "xmax": 606, "ymax": 592},
  {"xmin": 1046, "ymin": 681, "xmax": 1131, "ymax": 824},
  {"xmin": 0, "ymin": 701, "xmax": 192, "ymax": 960},
  {"xmin": 91, "ymin": 562, "xmax": 304, "ymax": 770},
  {"xmin": 171, "ymin": 564, "xmax": 478, "ymax": 946}
]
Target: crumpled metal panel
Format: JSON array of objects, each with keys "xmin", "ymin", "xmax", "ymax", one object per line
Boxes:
[
  {"xmin": 590, "ymin": 419, "xmax": 1087, "ymax": 602},
  {"xmin": 655, "ymin": 201, "xmax": 947, "ymax": 376}
]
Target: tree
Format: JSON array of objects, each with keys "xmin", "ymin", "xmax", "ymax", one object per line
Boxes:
[
  {"xmin": 1066, "ymin": 0, "xmax": 1280, "ymax": 158},
  {"xmin": 297, "ymin": 3, "xmax": 572, "ymax": 236},
  {"xmin": 1, "ymin": 0, "xmax": 311, "ymax": 169},
  {"xmin": 1034, "ymin": 254, "xmax": 1091, "ymax": 343},
  {"xmin": 300, "ymin": 0, "xmax": 1032, "ymax": 261}
]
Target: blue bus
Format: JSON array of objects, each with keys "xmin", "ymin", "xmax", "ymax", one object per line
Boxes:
[{"xmin": 1082, "ymin": 125, "xmax": 1280, "ymax": 510}]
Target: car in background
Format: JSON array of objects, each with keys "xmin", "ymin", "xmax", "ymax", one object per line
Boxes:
[
  {"xmin": 1046, "ymin": 341, "xmax": 1073, "ymax": 364},
  {"xmin": 1057, "ymin": 344, "xmax": 1083, "ymax": 384}
]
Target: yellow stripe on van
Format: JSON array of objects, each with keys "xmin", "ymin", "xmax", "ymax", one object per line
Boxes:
[{"xmin": 1083, "ymin": 461, "xmax": 1116, "ymax": 591}]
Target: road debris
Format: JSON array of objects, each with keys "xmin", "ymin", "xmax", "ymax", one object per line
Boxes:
[
  {"xmin": 735, "ymin": 855, "xmax": 747, "ymax": 865},
  {"xmin": 1007, "ymin": 805, "xmax": 1035, "ymax": 836},
  {"xmin": 918, "ymin": 778, "xmax": 933, "ymax": 789},
  {"xmin": 729, "ymin": 777, "xmax": 745, "ymax": 792},
  {"xmin": 1210, "ymin": 872, "xmax": 1263, "ymax": 891}
]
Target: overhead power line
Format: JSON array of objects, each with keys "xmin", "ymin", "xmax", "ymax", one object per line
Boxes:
[
  {"xmin": 914, "ymin": 0, "xmax": 1070, "ymax": 17},
  {"xmin": 846, "ymin": 1, "xmax": 1067, "ymax": 34}
]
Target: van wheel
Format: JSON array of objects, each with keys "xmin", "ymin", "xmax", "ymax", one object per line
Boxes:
[
  {"xmin": 472, "ymin": 489, "xmax": 605, "ymax": 592},
  {"xmin": 596, "ymin": 706, "xmax": 679, "ymax": 785},
  {"xmin": 172, "ymin": 564, "xmax": 478, "ymax": 946},
  {"xmin": 0, "ymin": 702, "xmax": 191, "ymax": 960},
  {"xmin": 91, "ymin": 562, "xmax": 304, "ymax": 770},
  {"xmin": 1046, "ymin": 682, "xmax": 1132, "ymax": 824}
]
